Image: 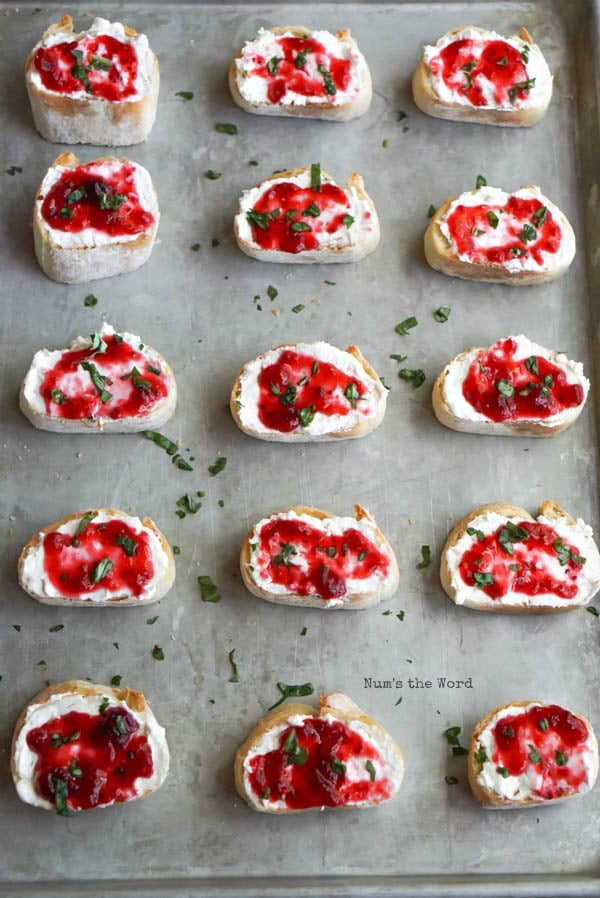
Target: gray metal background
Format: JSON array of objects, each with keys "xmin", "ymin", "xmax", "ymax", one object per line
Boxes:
[{"xmin": 0, "ymin": 1, "xmax": 599, "ymax": 895}]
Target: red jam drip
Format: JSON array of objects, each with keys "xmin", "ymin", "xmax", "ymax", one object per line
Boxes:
[
  {"xmin": 34, "ymin": 35, "xmax": 139, "ymax": 100},
  {"xmin": 247, "ymin": 36, "xmax": 351, "ymax": 104},
  {"xmin": 26, "ymin": 706, "xmax": 153, "ymax": 811},
  {"xmin": 248, "ymin": 717, "xmax": 390, "ymax": 809},
  {"xmin": 446, "ymin": 196, "xmax": 562, "ymax": 266},
  {"xmin": 459, "ymin": 519, "xmax": 584, "ymax": 601},
  {"xmin": 429, "ymin": 38, "xmax": 530, "ymax": 107},
  {"xmin": 491, "ymin": 705, "xmax": 590, "ymax": 799},
  {"xmin": 462, "ymin": 338, "xmax": 584, "ymax": 422},
  {"xmin": 445, "ymin": 195, "xmax": 561, "ymax": 266},
  {"xmin": 41, "ymin": 162, "xmax": 154, "ymax": 237},
  {"xmin": 40, "ymin": 334, "xmax": 168, "ymax": 420},
  {"xmin": 257, "ymin": 350, "xmax": 369, "ymax": 433},
  {"xmin": 43, "ymin": 518, "xmax": 154, "ymax": 598},
  {"xmin": 257, "ymin": 518, "xmax": 390, "ymax": 600},
  {"xmin": 249, "ymin": 181, "xmax": 351, "ymax": 253}
]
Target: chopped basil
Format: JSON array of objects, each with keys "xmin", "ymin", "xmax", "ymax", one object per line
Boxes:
[
  {"xmin": 146, "ymin": 616, "xmax": 159, "ymax": 625},
  {"xmin": 498, "ymin": 520, "xmax": 529, "ymax": 556},
  {"xmin": 71, "ymin": 49, "xmax": 92, "ymax": 92},
  {"xmin": 298, "ymin": 405, "xmax": 316, "ymax": 428},
  {"xmin": 266, "ymin": 56, "xmax": 280, "ymax": 76},
  {"xmin": 531, "ymin": 206, "xmax": 547, "ymax": 227},
  {"xmin": 587, "ymin": 606, "xmax": 599, "ymax": 617},
  {"xmin": 291, "ymin": 304, "xmax": 305, "ymax": 314},
  {"xmin": 208, "ymin": 457, "xmax": 227, "ymax": 476},
  {"xmin": 59, "ymin": 207, "xmax": 74, "ymax": 219},
  {"xmin": 395, "ymin": 316, "xmax": 418, "ymax": 335},
  {"xmin": 303, "ymin": 201, "xmax": 320, "ymax": 217},
  {"xmin": 147, "ymin": 364, "xmax": 161, "ymax": 376},
  {"xmin": 317, "ymin": 64, "xmax": 336, "ymax": 95},
  {"xmin": 476, "ymin": 174, "xmax": 487, "ymax": 189},
  {"xmin": 176, "ymin": 91, "xmax": 194, "ymax": 100},
  {"xmin": 228, "ymin": 648, "xmax": 240, "ymax": 682},
  {"xmin": 98, "ymin": 192, "xmax": 127, "ymax": 210},
  {"xmin": 473, "ymin": 572, "xmax": 494, "ymax": 588},
  {"xmin": 295, "ymin": 47, "xmax": 309, "ymax": 68},
  {"xmin": 89, "ymin": 332, "xmax": 107, "ymax": 354},
  {"xmin": 300, "ymin": 627, "xmax": 307, "ymax": 636},
  {"xmin": 509, "ymin": 78, "xmax": 536, "ymax": 105},
  {"xmin": 538, "ymin": 718, "xmax": 549, "ymax": 731},
  {"xmin": 497, "ymin": 56, "xmax": 508, "ymax": 66},
  {"xmin": 382, "ymin": 139, "xmax": 390, "ymax": 149},
  {"xmin": 99, "ymin": 697, "xmax": 110, "ymax": 714},
  {"xmin": 331, "ymin": 757, "xmax": 347, "ymax": 775},
  {"xmin": 502, "ymin": 726, "xmax": 514, "ymax": 738},
  {"xmin": 267, "ymin": 285, "xmax": 278, "ymax": 300},
  {"xmin": 434, "ymin": 306, "xmax": 451, "ymax": 323},
  {"xmin": 417, "ymin": 545, "xmax": 432, "ymax": 569},
  {"xmin": 273, "ymin": 542, "xmax": 297, "ymax": 567},
  {"xmin": 53, "ymin": 778, "xmax": 70, "ymax": 816},
  {"xmin": 205, "ymin": 169, "xmax": 221, "ymax": 180},
  {"xmin": 555, "ymin": 750, "xmax": 568, "ymax": 766},
  {"xmin": 114, "ymin": 534, "xmax": 137, "ymax": 557},
  {"xmin": 390, "ymin": 354, "xmax": 408, "ymax": 363},
  {"xmin": 496, "ymin": 766, "xmax": 510, "ymax": 778},
  {"xmin": 397, "ymin": 110, "xmax": 407, "ymax": 122},
  {"xmin": 466, "ymin": 526, "xmax": 485, "ymax": 541},
  {"xmin": 190, "ymin": 243, "xmax": 201, "ymax": 252},
  {"xmin": 445, "ymin": 775, "xmax": 458, "ymax": 785},
  {"xmin": 342, "ymin": 214, "xmax": 354, "ymax": 228},
  {"xmin": 427, "ymin": 204, "xmax": 436, "ymax": 218},
  {"xmin": 84, "ymin": 294, "xmax": 98, "ymax": 307},
  {"xmin": 90, "ymin": 54, "xmax": 112, "ymax": 71},
  {"xmin": 247, "ymin": 208, "xmax": 279, "ymax": 229},
  {"xmin": 357, "ymin": 551, "xmax": 368, "ymax": 561},
  {"xmin": 113, "ymin": 714, "xmax": 128, "ymax": 736},
  {"xmin": 553, "ymin": 538, "xmax": 571, "ymax": 566},
  {"xmin": 285, "ymin": 209, "xmax": 299, "ymax": 221},
  {"xmin": 327, "ymin": 546, "xmax": 336, "ymax": 558},
  {"xmin": 518, "ymin": 223, "xmax": 537, "ymax": 243},
  {"xmin": 509, "ymin": 562, "xmax": 520, "ymax": 572},
  {"xmin": 312, "ymin": 361, "xmax": 320, "ymax": 374},
  {"xmin": 215, "ymin": 122, "xmax": 237, "ymax": 134},
  {"xmin": 80, "ymin": 361, "xmax": 112, "ymax": 403},
  {"xmin": 486, "ymin": 210, "xmax": 499, "ymax": 228},
  {"xmin": 67, "ymin": 186, "xmax": 86, "ymax": 205},
  {"xmin": 297, "ymin": 376, "xmax": 309, "ymax": 387},
  {"xmin": 528, "ymin": 745, "xmax": 542, "ymax": 763},
  {"xmin": 524, "ymin": 356, "xmax": 539, "ymax": 376},
  {"xmin": 283, "ymin": 729, "xmax": 308, "ymax": 765},
  {"xmin": 398, "ymin": 368, "xmax": 426, "ymax": 388},
  {"xmin": 495, "ymin": 379, "xmax": 515, "ymax": 398},
  {"xmin": 198, "ymin": 575, "xmax": 221, "ymax": 603},
  {"xmin": 91, "ymin": 557, "xmax": 113, "ymax": 584},
  {"xmin": 268, "ymin": 681, "xmax": 314, "ymax": 710},
  {"xmin": 474, "ymin": 749, "xmax": 487, "ymax": 763},
  {"xmin": 521, "ymin": 44, "xmax": 530, "ymax": 63},
  {"xmin": 365, "ymin": 760, "xmax": 376, "ymax": 781},
  {"xmin": 291, "ymin": 221, "xmax": 312, "ymax": 233},
  {"xmin": 471, "ymin": 227, "xmax": 484, "ymax": 236},
  {"xmin": 152, "ymin": 644, "xmax": 165, "ymax": 661},
  {"xmin": 443, "ymin": 726, "xmax": 461, "ymax": 745},
  {"xmin": 110, "ymin": 675, "xmax": 122, "ymax": 687},
  {"xmin": 397, "ymin": 610, "xmax": 405, "ymax": 621},
  {"xmin": 344, "ymin": 382, "xmax": 363, "ymax": 408},
  {"xmin": 50, "ymin": 388, "xmax": 66, "ymax": 404},
  {"xmin": 48, "ymin": 624, "xmax": 64, "ymax": 633},
  {"xmin": 176, "ymin": 493, "xmax": 201, "ymax": 514},
  {"xmin": 5, "ymin": 165, "xmax": 23, "ymax": 176},
  {"xmin": 261, "ymin": 787, "xmax": 272, "ymax": 800}
]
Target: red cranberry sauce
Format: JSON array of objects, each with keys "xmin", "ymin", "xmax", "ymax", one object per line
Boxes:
[
  {"xmin": 257, "ymin": 349, "xmax": 370, "ymax": 433},
  {"xmin": 490, "ymin": 704, "xmax": 591, "ymax": 799},
  {"xmin": 247, "ymin": 179, "xmax": 353, "ymax": 253},
  {"xmin": 445, "ymin": 194, "xmax": 561, "ymax": 267},
  {"xmin": 459, "ymin": 519, "xmax": 585, "ymax": 601},
  {"xmin": 43, "ymin": 516, "xmax": 155, "ymax": 598},
  {"xmin": 429, "ymin": 38, "xmax": 532, "ymax": 107},
  {"xmin": 246, "ymin": 35, "xmax": 352, "ymax": 105},
  {"xmin": 26, "ymin": 705, "xmax": 153, "ymax": 811},
  {"xmin": 40, "ymin": 333, "xmax": 168, "ymax": 421},
  {"xmin": 256, "ymin": 517, "xmax": 390, "ymax": 601},
  {"xmin": 247, "ymin": 716, "xmax": 390, "ymax": 809},
  {"xmin": 40, "ymin": 161, "xmax": 154, "ymax": 237},
  {"xmin": 34, "ymin": 34, "xmax": 139, "ymax": 101},
  {"xmin": 462, "ymin": 338, "xmax": 584, "ymax": 422}
]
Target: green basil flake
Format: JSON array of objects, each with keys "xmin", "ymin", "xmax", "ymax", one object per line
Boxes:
[
  {"xmin": 290, "ymin": 221, "xmax": 312, "ymax": 233},
  {"xmin": 285, "ymin": 209, "xmax": 299, "ymax": 221},
  {"xmin": 273, "ymin": 542, "xmax": 297, "ymax": 567},
  {"xmin": 312, "ymin": 361, "xmax": 320, "ymax": 374},
  {"xmin": 434, "ymin": 306, "xmax": 451, "ymax": 323},
  {"xmin": 509, "ymin": 246, "xmax": 527, "ymax": 257},
  {"xmin": 53, "ymin": 778, "xmax": 70, "ymax": 816},
  {"xmin": 331, "ymin": 757, "xmax": 347, "ymax": 775},
  {"xmin": 317, "ymin": 63, "xmax": 336, "ymax": 95},
  {"xmin": 342, "ymin": 214, "xmax": 354, "ymax": 228},
  {"xmin": 365, "ymin": 759, "xmax": 376, "ymax": 781},
  {"xmin": 443, "ymin": 726, "xmax": 461, "ymax": 745},
  {"xmin": 84, "ymin": 294, "xmax": 98, "ymax": 307},
  {"xmin": 67, "ymin": 186, "xmax": 86, "ymax": 205},
  {"xmin": 152, "ymin": 644, "xmax": 165, "ymax": 661},
  {"xmin": 521, "ymin": 44, "xmax": 531, "ymax": 63},
  {"xmin": 509, "ymin": 77, "xmax": 536, "ymax": 105},
  {"xmin": 509, "ymin": 562, "xmax": 520, "ymax": 572},
  {"xmin": 80, "ymin": 361, "xmax": 112, "ymax": 403},
  {"xmin": 98, "ymin": 697, "xmax": 110, "ymax": 714},
  {"xmin": 146, "ymin": 616, "xmax": 159, "ymax": 625},
  {"xmin": 228, "ymin": 648, "xmax": 240, "ymax": 683},
  {"xmin": 524, "ymin": 356, "xmax": 539, "ymax": 376},
  {"xmin": 246, "ymin": 209, "xmax": 271, "ymax": 230},
  {"xmin": 177, "ymin": 493, "xmax": 201, "ymax": 514},
  {"xmin": 98, "ymin": 192, "xmax": 128, "ymax": 210},
  {"xmin": 110, "ymin": 675, "xmax": 122, "ymax": 687},
  {"xmin": 538, "ymin": 717, "xmax": 549, "ymax": 731},
  {"xmin": 390, "ymin": 354, "xmax": 408, "ymax": 363},
  {"xmin": 212, "ymin": 238, "xmax": 220, "ymax": 248},
  {"xmin": 344, "ymin": 382, "xmax": 363, "ymax": 408},
  {"xmin": 357, "ymin": 551, "xmax": 368, "ymax": 562},
  {"xmin": 51, "ymin": 388, "xmax": 66, "ymax": 405},
  {"xmin": 300, "ymin": 627, "xmax": 307, "ymax": 636},
  {"xmin": 5, "ymin": 165, "xmax": 23, "ymax": 176},
  {"xmin": 266, "ymin": 56, "xmax": 280, "ymax": 76},
  {"xmin": 528, "ymin": 744, "xmax": 542, "ymax": 763},
  {"xmin": 113, "ymin": 714, "xmax": 128, "ymax": 736},
  {"xmin": 417, "ymin": 545, "xmax": 432, "ymax": 569},
  {"xmin": 198, "ymin": 575, "xmax": 221, "ymax": 603},
  {"xmin": 587, "ymin": 606, "xmax": 599, "ymax": 617},
  {"xmin": 427, "ymin": 204, "xmax": 436, "ymax": 218},
  {"xmin": 12, "ymin": 624, "xmax": 21, "ymax": 632},
  {"xmin": 174, "ymin": 456, "xmax": 193, "ymax": 471},
  {"xmin": 486, "ymin": 210, "xmax": 499, "ymax": 228},
  {"xmin": 395, "ymin": 316, "xmax": 418, "ymax": 335},
  {"xmin": 474, "ymin": 749, "xmax": 487, "ymax": 763},
  {"xmin": 555, "ymin": 750, "xmax": 568, "ymax": 766},
  {"xmin": 48, "ymin": 624, "xmax": 64, "ymax": 633},
  {"xmin": 473, "ymin": 571, "xmax": 494, "ymax": 588},
  {"xmin": 90, "ymin": 54, "xmax": 112, "ymax": 71},
  {"xmin": 295, "ymin": 47, "xmax": 309, "ymax": 68},
  {"xmin": 466, "ymin": 526, "xmax": 485, "ymax": 541},
  {"xmin": 397, "ymin": 110, "xmax": 407, "ymax": 122},
  {"xmin": 495, "ymin": 379, "xmax": 515, "ymax": 398},
  {"xmin": 445, "ymin": 775, "xmax": 459, "ymax": 785},
  {"xmin": 471, "ymin": 227, "xmax": 484, "ymax": 236},
  {"xmin": 497, "ymin": 56, "xmax": 508, "ymax": 66},
  {"xmin": 298, "ymin": 405, "xmax": 316, "ymax": 428},
  {"xmin": 283, "ymin": 728, "xmax": 308, "ymax": 765},
  {"xmin": 147, "ymin": 364, "xmax": 161, "ymax": 376},
  {"xmin": 268, "ymin": 681, "xmax": 314, "ymax": 710},
  {"xmin": 502, "ymin": 726, "xmax": 514, "ymax": 738},
  {"xmin": 518, "ymin": 223, "xmax": 537, "ymax": 244},
  {"xmin": 89, "ymin": 332, "xmax": 107, "ymax": 353},
  {"xmin": 59, "ymin": 206, "xmax": 74, "ymax": 219},
  {"xmin": 267, "ymin": 285, "xmax": 278, "ymax": 300},
  {"xmin": 496, "ymin": 766, "xmax": 510, "ymax": 778},
  {"xmin": 261, "ymin": 787, "xmax": 271, "ymax": 800},
  {"xmin": 205, "ymin": 169, "xmax": 221, "ymax": 180},
  {"xmin": 382, "ymin": 139, "xmax": 390, "ymax": 149},
  {"xmin": 71, "ymin": 50, "xmax": 92, "ymax": 92},
  {"xmin": 303, "ymin": 201, "xmax": 320, "ymax": 217},
  {"xmin": 553, "ymin": 538, "xmax": 571, "ymax": 566},
  {"xmin": 215, "ymin": 122, "xmax": 237, "ymax": 134},
  {"xmin": 176, "ymin": 91, "xmax": 194, "ymax": 100},
  {"xmin": 190, "ymin": 243, "xmax": 201, "ymax": 252},
  {"xmin": 91, "ymin": 557, "xmax": 113, "ymax": 585},
  {"xmin": 476, "ymin": 174, "xmax": 487, "ymax": 189},
  {"xmin": 398, "ymin": 368, "xmax": 426, "ymax": 388},
  {"xmin": 208, "ymin": 456, "xmax": 227, "ymax": 477},
  {"xmin": 532, "ymin": 206, "xmax": 547, "ymax": 227},
  {"xmin": 115, "ymin": 534, "xmax": 137, "ymax": 557},
  {"xmin": 327, "ymin": 546, "xmax": 336, "ymax": 559},
  {"xmin": 143, "ymin": 430, "xmax": 180, "ymax": 456}
]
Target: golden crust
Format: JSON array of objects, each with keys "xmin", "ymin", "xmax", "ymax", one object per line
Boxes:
[
  {"xmin": 412, "ymin": 26, "xmax": 550, "ymax": 127},
  {"xmin": 468, "ymin": 700, "xmax": 597, "ymax": 808},
  {"xmin": 17, "ymin": 507, "xmax": 175, "ymax": 606},
  {"xmin": 240, "ymin": 504, "xmax": 398, "ymax": 610},
  {"xmin": 229, "ymin": 342, "xmax": 385, "ymax": 442},
  {"xmin": 440, "ymin": 501, "xmax": 579, "ymax": 614},
  {"xmin": 229, "ymin": 26, "xmax": 372, "ymax": 122},
  {"xmin": 234, "ymin": 691, "xmax": 404, "ymax": 813}
]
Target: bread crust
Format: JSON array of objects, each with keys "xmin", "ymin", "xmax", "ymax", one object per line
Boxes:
[
  {"xmin": 229, "ymin": 26, "xmax": 372, "ymax": 122},
  {"xmin": 412, "ymin": 26, "xmax": 550, "ymax": 127},
  {"xmin": 34, "ymin": 152, "xmax": 160, "ymax": 284},
  {"xmin": 19, "ymin": 332, "xmax": 177, "ymax": 434},
  {"xmin": 25, "ymin": 15, "xmax": 159, "ymax": 145},
  {"xmin": 234, "ymin": 691, "xmax": 404, "ymax": 813},
  {"xmin": 234, "ymin": 167, "xmax": 380, "ymax": 264},
  {"xmin": 18, "ymin": 507, "xmax": 175, "ymax": 606},
  {"xmin": 440, "ymin": 500, "xmax": 583, "ymax": 614},
  {"xmin": 230, "ymin": 343, "xmax": 386, "ymax": 442},
  {"xmin": 468, "ymin": 700, "xmax": 598, "ymax": 808},
  {"xmin": 424, "ymin": 191, "xmax": 575, "ymax": 286},
  {"xmin": 11, "ymin": 679, "xmax": 167, "ymax": 809},
  {"xmin": 240, "ymin": 504, "xmax": 399, "ymax": 610},
  {"xmin": 432, "ymin": 340, "xmax": 587, "ymax": 437}
]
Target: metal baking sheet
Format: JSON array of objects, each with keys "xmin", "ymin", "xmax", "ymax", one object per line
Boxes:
[{"xmin": 1, "ymin": 1, "xmax": 599, "ymax": 895}]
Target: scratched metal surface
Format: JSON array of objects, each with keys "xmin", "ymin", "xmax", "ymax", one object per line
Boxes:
[{"xmin": 0, "ymin": 1, "xmax": 599, "ymax": 895}]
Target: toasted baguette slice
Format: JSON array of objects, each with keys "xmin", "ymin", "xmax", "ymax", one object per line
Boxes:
[
  {"xmin": 18, "ymin": 508, "xmax": 175, "ymax": 606},
  {"xmin": 34, "ymin": 152, "xmax": 160, "ymax": 284},
  {"xmin": 235, "ymin": 691, "xmax": 404, "ymax": 813},
  {"xmin": 433, "ymin": 335, "xmax": 589, "ymax": 437},
  {"xmin": 20, "ymin": 323, "xmax": 177, "ymax": 433},
  {"xmin": 25, "ymin": 15, "xmax": 159, "ymax": 145},
  {"xmin": 441, "ymin": 500, "xmax": 600, "ymax": 613},
  {"xmin": 241, "ymin": 504, "xmax": 398, "ymax": 610},
  {"xmin": 230, "ymin": 341, "xmax": 387, "ymax": 442},
  {"xmin": 229, "ymin": 26, "xmax": 372, "ymax": 121},
  {"xmin": 12, "ymin": 680, "xmax": 169, "ymax": 813},
  {"xmin": 234, "ymin": 166, "xmax": 380, "ymax": 263},
  {"xmin": 469, "ymin": 700, "xmax": 598, "ymax": 809},
  {"xmin": 425, "ymin": 184, "xmax": 575, "ymax": 285},
  {"xmin": 412, "ymin": 26, "xmax": 552, "ymax": 127}
]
